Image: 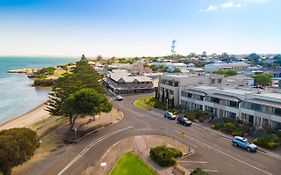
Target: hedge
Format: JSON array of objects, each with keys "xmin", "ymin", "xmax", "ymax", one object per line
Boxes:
[
  {"xmin": 149, "ymin": 145, "xmax": 182, "ymax": 167},
  {"xmin": 253, "ymin": 134, "xmax": 279, "ymax": 150}
]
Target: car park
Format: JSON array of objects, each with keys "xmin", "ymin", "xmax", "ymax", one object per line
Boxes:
[
  {"xmin": 232, "ymin": 136, "xmax": 257, "ymax": 152},
  {"xmin": 177, "ymin": 116, "xmax": 192, "ymax": 126},
  {"xmin": 164, "ymin": 111, "xmax": 176, "ymax": 120},
  {"xmin": 116, "ymin": 95, "xmax": 123, "ymax": 101}
]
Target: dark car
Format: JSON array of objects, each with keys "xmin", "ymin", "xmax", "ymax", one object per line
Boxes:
[
  {"xmin": 164, "ymin": 111, "xmax": 176, "ymax": 120},
  {"xmin": 177, "ymin": 116, "xmax": 192, "ymax": 126}
]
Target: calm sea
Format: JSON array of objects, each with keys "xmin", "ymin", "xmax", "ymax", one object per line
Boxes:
[{"xmin": 0, "ymin": 56, "xmax": 79, "ymax": 124}]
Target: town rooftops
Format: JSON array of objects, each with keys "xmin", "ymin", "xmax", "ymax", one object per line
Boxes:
[{"xmin": 109, "ymin": 69, "xmax": 152, "ymax": 83}]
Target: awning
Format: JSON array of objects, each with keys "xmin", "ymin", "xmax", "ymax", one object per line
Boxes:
[
  {"xmin": 209, "ymin": 93, "xmax": 239, "ymax": 102},
  {"xmin": 248, "ymin": 99, "xmax": 281, "ymax": 109},
  {"xmin": 185, "ymin": 89, "xmax": 205, "ymax": 96}
]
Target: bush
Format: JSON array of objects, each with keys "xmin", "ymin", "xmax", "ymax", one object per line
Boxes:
[
  {"xmin": 253, "ymin": 134, "xmax": 279, "ymax": 150},
  {"xmin": 184, "ymin": 111, "xmax": 212, "ymax": 122},
  {"xmin": 232, "ymin": 128, "xmax": 244, "ymax": 137},
  {"xmin": 149, "ymin": 145, "xmax": 182, "ymax": 167},
  {"xmin": 190, "ymin": 167, "xmax": 209, "ymax": 175},
  {"xmin": 33, "ymin": 78, "xmax": 54, "ymax": 87}
]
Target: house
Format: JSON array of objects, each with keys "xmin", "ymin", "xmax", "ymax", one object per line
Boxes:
[{"xmin": 204, "ymin": 61, "xmax": 249, "ymax": 72}]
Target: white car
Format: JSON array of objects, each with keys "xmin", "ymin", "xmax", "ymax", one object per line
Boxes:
[{"xmin": 116, "ymin": 95, "xmax": 123, "ymax": 101}]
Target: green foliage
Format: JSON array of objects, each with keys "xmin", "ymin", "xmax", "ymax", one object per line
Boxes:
[
  {"xmin": 246, "ymin": 53, "xmax": 260, "ymax": 65},
  {"xmin": 0, "ymin": 128, "xmax": 39, "ymax": 175},
  {"xmin": 213, "ymin": 70, "xmax": 238, "ymax": 77},
  {"xmin": 190, "ymin": 167, "xmax": 209, "ymax": 175},
  {"xmin": 253, "ymin": 134, "xmax": 279, "ymax": 150},
  {"xmin": 63, "ymin": 88, "xmax": 112, "ymax": 117},
  {"xmin": 211, "ymin": 118, "xmax": 249, "ymax": 137},
  {"xmin": 252, "ymin": 73, "xmax": 273, "ymax": 86},
  {"xmin": 173, "ymin": 68, "xmax": 182, "ymax": 73},
  {"xmin": 184, "ymin": 111, "xmax": 213, "ymax": 122},
  {"xmin": 33, "ymin": 78, "xmax": 54, "ymax": 87},
  {"xmin": 150, "ymin": 145, "xmax": 182, "ymax": 167},
  {"xmin": 36, "ymin": 67, "xmax": 55, "ymax": 76}
]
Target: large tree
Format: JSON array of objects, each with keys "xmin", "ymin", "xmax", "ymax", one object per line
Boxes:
[
  {"xmin": 0, "ymin": 128, "xmax": 39, "ymax": 175},
  {"xmin": 46, "ymin": 55, "xmax": 105, "ymax": 126},
  {"xmin": 63, "ymin": 88, "xmax": 112, "ymax": 129},
  {"xmin": 252, "ymin": 73, "xmax": 273, "ymax": 87}
]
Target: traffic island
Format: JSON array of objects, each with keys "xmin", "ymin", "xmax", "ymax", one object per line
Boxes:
[{"xmin": 82, "ymin": 135, "xmax": 194, "ymax": 175}]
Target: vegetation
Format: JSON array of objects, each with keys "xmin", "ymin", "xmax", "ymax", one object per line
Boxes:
[
  {"xmin": 47, "ymin": 55, "xmax": 109, "ymax": 131},
  {"xmin": 144, "ymin": 97, "xmax": 181, "ymax": 114},
  {"xmin": 133, "ymin": 96, "xmax": 152, "ymax": 111},
  {"xmin": 173, "ymin": 68, "xmax": 182, "ymax": 73},
  {"xmin": 211, "ymin": 118, "xmax": 252, "ymax": 137},
  {"xmin": 184, "ymin": 111, "xmax": 213, "ymax": 122},
  {"xmin": 252, "ymin": 73, "xmax": 273, "ymax": 87},
  {"xmin": 63, "ymin": 88, "xmax": 112, "ymax": 129},
  {"xmin": 246, "ymin": 53, "xmax": 260, "ymax": 65},
  {"xmin": 36, "ymin": 67, "xmax": 55, "ymax": 76},
  {"xmin": 190, "ymin": 167, "xmax": 209, "ymax": 175},
  {"xmin": 149, "ymin": 145, "xmax": 182, "ymax": 167},
  {"xmin": 0, "ymin": 128, "xmax": 39, "ymax": 175},
  {"xmin": 253, "ymin": 134, "xmax": 279, "ymax": 150},
  {"xmin": 33, "ymin": 78, "xmax": 54, "ymax": 87},
  {"xmin": 110, "ymin": 152, "xmax": 156, "ymax": 175},
  {"xmin": 213, "ymin": 70, "xmax": 238, "ymax": 77}
]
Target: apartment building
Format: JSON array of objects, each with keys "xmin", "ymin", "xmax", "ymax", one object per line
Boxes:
[
  {"xmin": 180, "ymin": 86, "xmax": 281, "ymax": 129},
  {"xmin": 105, "ymin": 70, "xmax": 154, "ymax": 94},
  {"xmin": 157, "ymin": 73, "xmax": 224, "ymax": 107},
  {"xmin": 204, "ymin": 61, "xmax": 249, "ymax": 72}
]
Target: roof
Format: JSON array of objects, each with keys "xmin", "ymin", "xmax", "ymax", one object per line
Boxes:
[
  {"xmin": 110, "ymin": 71, "xmax": 152, "ymax": 82},
  {"xmin": 209, "ymin": 93, "xmax": 240, "ymax": 102},
  {"xmin": 247, "ymin": 98, "xmax": 281, "ymax": 109}
]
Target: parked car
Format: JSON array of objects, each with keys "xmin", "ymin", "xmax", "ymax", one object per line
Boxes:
[
  {"xmin": 232, "ymin": 136, "xmax": 257, "ymax": 152},
  {"xmin": 164, "ymin": 111, "xmax": 176, "ymax": 120},
  {"xmin": 177, "ymin": 117, "xmax": 192, "ymax": 126},
  {"xmin": 116, "ymin": 95, "xmax": 123, "ymax": 101}
]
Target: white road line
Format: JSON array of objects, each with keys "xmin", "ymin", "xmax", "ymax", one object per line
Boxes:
[
  {"xmin": 177, "ymin": 130, "xmax": 273, "ymax": 175},
  {"xmin": 57, "ymin": 126, "xmax": 134, "ymax": 175},
  {"xmin": 178, "ymin": 160, "xmax": 208, "ymax": 164},
  {"xmin": 203, "ymin": 169, "xmax": 219, "ymax": 173}
]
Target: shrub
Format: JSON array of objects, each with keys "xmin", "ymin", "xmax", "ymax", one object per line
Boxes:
[
  {"xmin": 190, "ymin": 167, "xmax": 209, "ymax": 175},
  {"xmin": 184, "ymin": 111, "xmax": 212, "ymax": 122},
  {"xmin": 149, "ymin": 145, "xmax": 182, "ymax": 167},
  {"xmin": 224, "ymin": 122, "xmax": 236, "ymax": 134},
  {"xmin": 232, "ymin": 128, "xmax": 244, "ymax": 137},
  {"xmin": 33, "ymin": 78, "xmax": 54, "ymax": 87},
  {"xmin": 253, "ymin": 134, "xmax": 279, "ymax": 150}
]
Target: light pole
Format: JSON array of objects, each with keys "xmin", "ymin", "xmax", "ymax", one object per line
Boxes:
[{"xmin": 166, "ymin": 98, "xmax": 168, "ymax": 136}]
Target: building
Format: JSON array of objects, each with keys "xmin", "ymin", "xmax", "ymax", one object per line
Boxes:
[
  {"xmin": 204, "ymin": 61, "xmax": 249, "ymax": 72},
  {"xmin": 149, "ymin": 62, "xmax": 188, "ymax": 72},
  {"xmin": 225, "ymin": 75, "xmax": 254, "ymax": 88},
  {"xmin": 180, "ymin": 86, "xmax": 281, "ymax": 129},
  {"xmin": 157, "ymin": 73, "xmax": 224, "ymax": 107},
  {"xmin": 105, "ymin": 70, "xmax": 154, "ymax": 94}
]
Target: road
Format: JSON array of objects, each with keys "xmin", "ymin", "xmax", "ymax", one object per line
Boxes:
[{"xmin": 25, "ymin": 94, "xmax": 281, "ymax": 175}]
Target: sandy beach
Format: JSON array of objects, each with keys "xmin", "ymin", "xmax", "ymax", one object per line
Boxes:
[{"xmin": 0, "ymin": 103, "xmax": 50, "ymax": 130}]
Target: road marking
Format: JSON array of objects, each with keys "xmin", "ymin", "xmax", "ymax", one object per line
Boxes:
[
  {"xmin": 176, "ymin": 130, "xmax": 272, "ymax": 175},
  {"xmin": 174, "ymin": 131, "xmax": 199, "ymax": 148},
  {"xmin": 178, "ymin": 160, "xmax": 207, "ymax": 164},
  {"xmin": 203, "ymin": 169, "xmax": 219, "ymax": 173},
  {"xmin": 57, "ymin": 126, "xmax": 134, "ymax": 175}
]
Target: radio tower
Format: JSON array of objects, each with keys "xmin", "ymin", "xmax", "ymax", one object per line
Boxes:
[{"xmin": 171, "ymin": 40, "xmax": 176, "ymax": 59}]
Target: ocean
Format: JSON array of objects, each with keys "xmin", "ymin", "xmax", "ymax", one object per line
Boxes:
[{"xmin": 0, "ymin": 56, "xmax": 79, "ymax": 124}]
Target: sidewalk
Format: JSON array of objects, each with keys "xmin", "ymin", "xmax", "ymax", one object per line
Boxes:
[{"xmin": 82, "ymin": 135, "xmax": 193, "ymax": 175}]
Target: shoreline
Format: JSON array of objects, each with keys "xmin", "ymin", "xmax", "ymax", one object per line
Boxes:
[{"xmin": 0, "ymin": 102, "xmax": 50, "ymax": 130}]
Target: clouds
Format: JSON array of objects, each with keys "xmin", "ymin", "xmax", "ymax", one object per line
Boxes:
[{"xmin": 200, "ymin": 0, "xmax": 269, "ymax": 12}]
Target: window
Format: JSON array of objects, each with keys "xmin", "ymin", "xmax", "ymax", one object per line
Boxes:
[
  {"xmin": 200, "ymin": 96, "xmax": 204, "ymax": 101},
  {"xmin": 251, "ymin": 103, "xmax": 262, "ymax": 111},
  {"xmin": 211, "ymin": 79, "xmax": 215, "ymax": 84},
  {"xmin": 230, "ymin": 101, "xmax": 238, "ymax": 108},
  {"xmin": 188, "ymin": 93, "xmax": 192, "ymax": 98},
  {"xmin": 217, "ymin": 79, "xmax": 222, "ymax": 84},
  {"xmin": 275, "ymin": 108, "xmax": 281, "ymax": 116},
  {"xmin": 211, "ymin": 97, "xmax": 220, "ymax": 103},
  {"xmin": 174, "ymin": 81, "xmax": 179, "ymax": 87}
]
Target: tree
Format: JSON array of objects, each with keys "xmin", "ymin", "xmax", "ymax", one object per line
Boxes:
[
  {"xmin": 252, "ymin": 73, "xmax": 273, "ymax": 87},
  {"xmin": 46, "ymin": 55, "xmax": 105, "ymax": 126},
  {"xmin": 246, "ymin": 53, "xmax": 260, "ymax": 65},
  {"xmin": 63, "ymin": 88, "xmax": 112, "ymax": 129},
  {"xmin": 96, "ymin": 55, "xmax": 103, "ymax": 61},
  {"xmin": 0, "ymin": 128, "xmax": 39, "ymax": 175}
]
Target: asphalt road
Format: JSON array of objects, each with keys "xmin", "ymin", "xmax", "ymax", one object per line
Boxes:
[{"xmin": 26, "ymin": 94, "xmax": 281, "ymax": 175}]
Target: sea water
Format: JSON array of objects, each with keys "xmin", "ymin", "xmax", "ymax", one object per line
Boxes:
[{"xmin": 0, "ymin": 56, "xmax": 78, "ymax": 124}]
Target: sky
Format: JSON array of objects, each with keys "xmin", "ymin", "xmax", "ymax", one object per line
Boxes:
[{"xmin": 0, "ymin": 0, "xmax": 280, "ymax": 57}]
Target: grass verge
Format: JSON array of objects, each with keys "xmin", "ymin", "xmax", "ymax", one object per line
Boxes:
[
  {"xmin": 110, "ymin": 152, "xmax": 157, "ymax": 175},
  {"xmin": 133, "ymin": 96, "xmax": 153, "ymax": 111}
]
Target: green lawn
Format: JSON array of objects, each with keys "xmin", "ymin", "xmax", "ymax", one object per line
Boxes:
[
  {"xmin": 110, "ymin": 153, "xmax": 157, "ymax": 175},
  {"xmin": 133, "ymin": 96, "xmax": 153, "ymax": 111}
]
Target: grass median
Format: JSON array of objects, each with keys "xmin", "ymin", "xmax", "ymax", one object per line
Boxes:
[{"xmin": 110, "ymin": 152, "xmax": 157, "ymax": 175}]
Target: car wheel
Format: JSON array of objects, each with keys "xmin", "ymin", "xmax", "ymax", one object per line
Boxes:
[
  {"xmin": 233, "ymin": 142, "xmax": 238, "ymax": 147},
  {"xmin": 247, "ymin": 147, "xmax": 251, "ymax": 152}
]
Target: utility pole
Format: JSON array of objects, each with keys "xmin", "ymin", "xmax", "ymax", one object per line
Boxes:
[{"xmin": 166, "ymin": 98, "xmax": 168, "ymax": 136}]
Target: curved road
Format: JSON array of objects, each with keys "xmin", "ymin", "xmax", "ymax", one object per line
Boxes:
[{"xmin": 26, "ymin": 94, "xmax": 281, "ymax": 175}]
